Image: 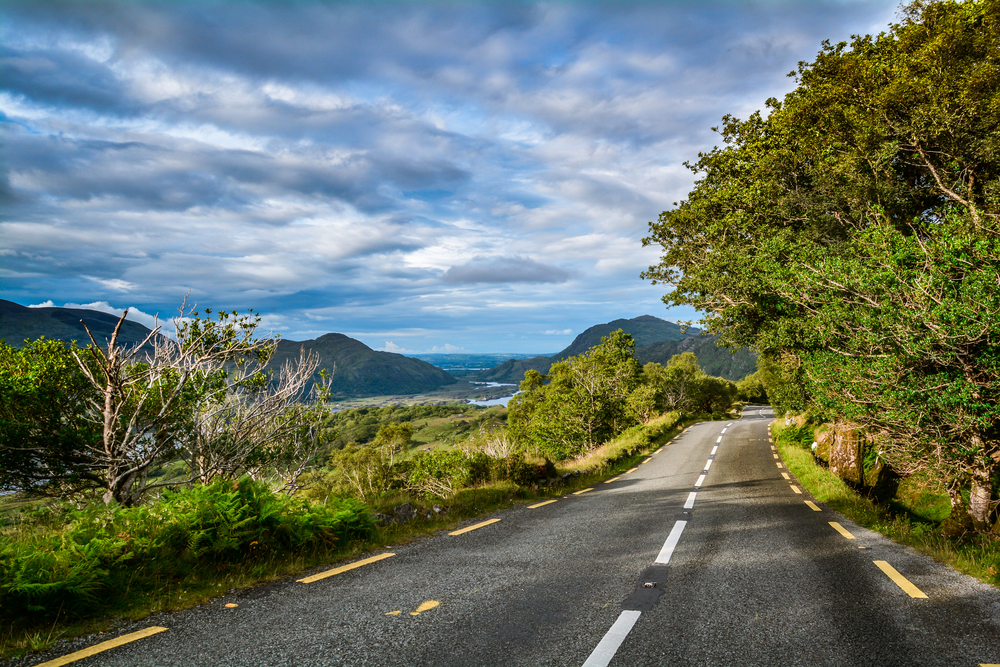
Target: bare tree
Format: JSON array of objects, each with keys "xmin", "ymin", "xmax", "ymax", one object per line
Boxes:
[{"xmin": 73, "ymin": 301, "xmax": 319, "ymax": 505}]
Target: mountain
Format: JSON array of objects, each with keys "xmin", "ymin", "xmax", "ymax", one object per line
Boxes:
[
  {"xmin": 636, "ymin": 333, "xmax": 757, "ymax": 380},
  {"xmin": 0, "ymin": 299, "xmax": 157, "ymax": 349},
  {"xmin": 471, "ymin": 355, "xmax": 553, "ymax": 384},
  {"xmin": 0, "ymin": 299, "xmax": 456, "ymax": 398},
  {"xmin": 269, "ymin": 334, "xmax": 456, "ymax": 397},
  {"xmin": 469, "ymin": 315, "xmax": 754, "ymax": 383},
  {"xmin": 553, "ymin": 315, "xmax": 698, "ymax": 360}
]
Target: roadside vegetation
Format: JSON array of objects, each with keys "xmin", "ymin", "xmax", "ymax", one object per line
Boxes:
[
  {"xmin": 773, "ymin": 419, "xmax": 1000, "ymax": 588},
  {"xmin": 0, "ymin": 311, "xmax": 734, "ymax": 658},
  {"xmin": 644, "ymin": 0, "xmax": 1000, "ymax": 534}
]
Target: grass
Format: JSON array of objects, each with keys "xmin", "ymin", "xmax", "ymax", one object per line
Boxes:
[{"xmin": 772, "ymin": 421, "xmax": 1000, "ymax": 589}]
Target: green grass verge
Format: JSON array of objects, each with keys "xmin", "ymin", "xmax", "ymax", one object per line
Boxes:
[{"xmin": 772, "ymin": 421, "xmax": 1000, "ymax": 589}]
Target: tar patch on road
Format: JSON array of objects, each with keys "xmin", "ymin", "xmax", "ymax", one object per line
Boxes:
[{"xmin": 622, "ymin": 565, "xmax": 672, "ymax": 612}]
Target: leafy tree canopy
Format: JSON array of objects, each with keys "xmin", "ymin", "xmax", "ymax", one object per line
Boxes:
[{"xmin": 643, "ymin": 0, "xmax": 1000, "ymax": 527}]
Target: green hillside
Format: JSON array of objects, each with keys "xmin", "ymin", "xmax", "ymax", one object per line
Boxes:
[
  {"xmin": 470, "ymin": 355, "xmax": 553, "ymax": 383},
  {"xmin": 636, "ymin": 333, "xmax": 756, "ymax": 380},
  {"xmin": 553, "ymin": 315, "xmax": 697, "ymax": 359},
  {"xmin": 468, "ymin": 317, "xmax": 753, "ymax": 384},
  {"xmin": 0, "ymin": 299, "xmax": 157, "ymax": 349},
  {"xmin": 268, "ymin": 334, "xmax": 457, "ymax": 398}
]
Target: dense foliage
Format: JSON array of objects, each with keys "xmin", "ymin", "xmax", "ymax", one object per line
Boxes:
[
  {"xmin": 508, "ymin": 331, "xmax": 736, "ymax": 459},
  {"xmin": 0, "ymin": 305, "xmax": 325, "ymax": 505},
  {"xmin": 643, "ymin": 0, "xmax": 1000, "ymax": 528},
  {"xmin": 0, "ymin": 478, "xmax": 373, "ymax": 622}
]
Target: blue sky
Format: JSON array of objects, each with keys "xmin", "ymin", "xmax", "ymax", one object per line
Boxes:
[{"xmin": 1, "ymin": 0, "xmax": 898, "ymax": 353}]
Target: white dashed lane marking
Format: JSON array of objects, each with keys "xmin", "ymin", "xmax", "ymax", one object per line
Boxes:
[
  {"xmin": 655, "ymin": 520, "xmax": 687, "ymax": 565},
  {"xmin": 581, "ymin": 610, "xmax": 642, "ymax": 667}
]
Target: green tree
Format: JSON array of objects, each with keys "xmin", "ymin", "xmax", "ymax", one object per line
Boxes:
[
  {"xmin": 0, "ymin": 339, "xmax": 101, "ymax": 496},
  {"xmin": 643, "ymin": 0, "xmax": 1000, "ymax": 528},
  {"xmin": 735, "ymin": 369, "xmax": 769, "ymax": 405},
  {"xmin": 508, "ymin": 330, "xmax": 642, "ymax": 459}
]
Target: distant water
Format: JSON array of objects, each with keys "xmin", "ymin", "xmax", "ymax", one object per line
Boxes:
[
  {"xmin": 468, "ymin": 383, "xmax": 519, "ymax": 408},
  {"xmin": 468, "ymin": 395, "xmax": 513, "ymax": 407}
]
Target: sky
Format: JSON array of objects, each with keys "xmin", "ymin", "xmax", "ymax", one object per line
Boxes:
[{"xmin": 1, "ymin": 0, "xmax": 900, "ymax": 354}]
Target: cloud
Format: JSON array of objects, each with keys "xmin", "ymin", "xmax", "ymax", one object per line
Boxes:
[
  {"xmin": 56, "ymin": 301, "xmax": 164, "ymax": 333},
  {"xmin": 428, "ymin": 343, "xmax": 466, "ymax": 353},
  {"xmin": 379, "ymin": 341, "xmax": 415, "ymax": 354},
  {"xmin": 443, "ymin": 255, "xmax": 571, "ymax": 284},
  {"xmin": 0, "ymin": 0, "xmax": 900, "ymax": 352},
  {"xmin": 544, "ymin": 329, "xmax": 572, "ymax": 335}
]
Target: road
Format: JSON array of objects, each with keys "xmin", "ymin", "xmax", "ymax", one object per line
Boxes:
[{"xmin": 21, "ymin": 407, "xmax": 1000, "ymax": 666}]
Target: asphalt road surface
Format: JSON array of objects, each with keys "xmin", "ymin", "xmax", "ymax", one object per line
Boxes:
[{"xmin": 19, "ymin": 407, "xmax": 1000, "ymax": 666}]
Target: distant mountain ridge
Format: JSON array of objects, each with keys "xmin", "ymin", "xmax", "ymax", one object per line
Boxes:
[
  {"xmin": 0, "ymin": 299, "xmax": 157, "ymax": 349},
  {"xmin": 553, "ymin": 315, "xmax": 698, "ymax": 359},
  {"xmin": 271, "ymin": 334, "xmax": 455, "ymax": 397},
  {"xmin": 469, "ymin": 315, "xmax": 754, "ymax": 383},
  {"xmin": 0, "ymin": 299, "xmax": 455, "ymax": 399}
]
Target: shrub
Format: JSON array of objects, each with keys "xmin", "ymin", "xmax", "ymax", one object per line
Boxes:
[{"xmin": 0, "ymin": 479, "xmax": 373, "ymax": 622}]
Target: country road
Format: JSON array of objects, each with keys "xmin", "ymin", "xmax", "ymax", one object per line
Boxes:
[{"xmin": 20, "ymin": 407, "xmax": 1000, "ymax": 667}]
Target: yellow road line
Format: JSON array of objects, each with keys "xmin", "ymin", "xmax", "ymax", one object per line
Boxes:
[
  {"xmin": 604, "ymin": 476, "xmax": 621, "ymax": 484},
  {"xmin": 410, "ymin": 600, "xmax": 440, "ymax": 615},
  {"xmin": 528, "ymin": 499, "xmax": 558, "ymax": 509},
  {"xmin": 781, "ymin": 472, "xmax": 790, "ymax": 480},
  {"xmin": 979, "ymin": 664, "xmax": 1000, "ymax": 666},
  {"xmin": 626, "ymin": 467, "xmax": 639, "ymax": 473},
  {"xmin": 805, "ymin": 501, "xmax": 821, "ymax": 511},
  {"xmin": 449, "ymin": 518, "xmax": 501, "ymax": 536},
  {"xmin": 573, "ymin": 487, "xmax": 594, "ymax": 495},
  {"xmin": 790, "ymin": 485, "xmax": 802, "ymax": 494},
  {"xmin": 773, "ymin": 453, "xmax": 779, "ymax": 459},
  {"xmin": 298, "ymin": 552, "xmax": 395, "ymax": 583},
  {"xmin": 34, "ymin": 627, "xmax": 168, "ymax": 667},
  {"xmin": 829, "ymin": 521, "xmax": 856, "ymax": 540},
  {"xmin": 873, "ymin": 560, "xmax": 928, "ymax": 598},
  {"xmin": 776, "ymin": 462, "xmax": 783, "ymax": 469}
]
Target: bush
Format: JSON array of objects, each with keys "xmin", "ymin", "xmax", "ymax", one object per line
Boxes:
[{"xmin": 0, "ymin": 478, "xmax": 374, "ymax": 622}]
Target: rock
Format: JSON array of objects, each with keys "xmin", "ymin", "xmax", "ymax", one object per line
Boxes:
[
  {"xmin": 829, "ymin": 422, "xmax": 863, "ymax": 485},
  {"xmin": 432, "ymin": 504, "xmax": 445, "ymax": 515},
  {"xmin": 393, "ymin": 503, "xmax": 417, "ymax": 524},
  {"xmin": 374, "ymin": 512, "xmax": 393, "ymax": 525}
]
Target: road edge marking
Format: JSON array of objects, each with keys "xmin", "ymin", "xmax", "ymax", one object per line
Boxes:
[
  {"xmin": 34, "ymin": 627, "xmax": 168, "ymax": 667},
  {"xmin": 573, "ymin": 487, "xmax": 595, "ymax": 495},
  {"xmin": 298, "ymin": 552, "xmax": 395, "ymax": 583},
  {"xmin": 873, "ymin": 560, "xmax": 928, "ymax": 598},
  {"xmin": 828, "ymin": 521, "xmax": 856, "ymax": 540},
  {"xmin": 449, "ymin": 518, "xmax": 501, "ymax": 536},
  {"xmin": 528, "ymin": 499, "xmax": 558, "ymax": 509},
  {"xmin": 804, "ymin": 500, "xmax": 822, "ymax": 511}
]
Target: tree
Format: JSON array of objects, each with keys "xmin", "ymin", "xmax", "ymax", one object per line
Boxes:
[
  {"xmin": 0, "ymin": 339, "xmax": 102, "ymax": 496},
  {"xmin": 643, "ymin": 0, "xmax": 1000, "ymax": 528},
  {"xmin": 508, "ymin": 330, "xmax": 642, "ymax": 459},
  {"xmin": 735, "ymin": 370, "xmax": 769, "ymax": 405}
]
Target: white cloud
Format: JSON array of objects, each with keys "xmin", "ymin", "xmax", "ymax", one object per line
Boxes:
[
  {"xmin": 379, "ymin": 341, "xmax": 415, "ymax": 354},
  {"xmin": 58, "ymin": 301, "xmax": 165, "ymax": 333},
  {"xmin": 544, "ymin": 329, "xmax": 572, "ymax": 335},
  {"xmin": 27, "ymin": 300, "xmax": 55, "ymax": 308},
  {"xmin": 429, "ymin": 343, "xmax": 466, "ymax": 353}
]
